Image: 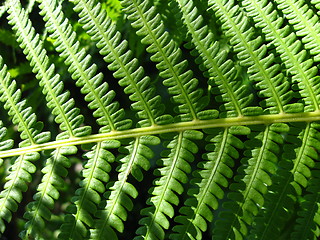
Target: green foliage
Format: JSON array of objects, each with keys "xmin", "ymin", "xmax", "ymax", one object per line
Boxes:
[{"xmin": 1, "ymin": 0, "xmax": 320, "ymax": 239}]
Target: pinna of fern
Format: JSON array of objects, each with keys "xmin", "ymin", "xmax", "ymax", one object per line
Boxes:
[
  {"xmin": 36, "ymin": 0, "xmax": 131, "ymax": 133},
  {"xmin": 69, "ymin": 0, "xmax": 169, "ymax": 127},
  {"xmin": 90, "ymin": 135, "xmax": 159, "ymax": 240},
  {"xmin": 165, "ymin": 0, "xmax": 253, "ymax": 239},
  {"xmin": 292, "ymin": 164, "xmax": 320, "ymax": 240},
  {"xmin": 6, "ymin": 0, "xmax": 90, "ymax": 138},
  {"xmin": 35, "ymin": 0, "xmax": 180, "ymax": 238},
  {"xmin": 120, "ymin": 0, "xmax": 211, "ymax": 121},
  {"xmin": 0, "ymin": 53, "xmax": 50, "ymax": 236},
  {"xmin": 212, "ymin": 123, "xmax": 287, "ymax": 240},
  {"xmin": 275, "ymin": 0, "xmax": 320, "ymax": 62},
  {"xmin": 20, "ymin": 0, "xmax": 141, "ymax": 237},
  {"xmin": 209, "ymin": 0, "xmax": 300, "ymax": 115},
  {"xmin": 248, "ymin": 122, "xmax": 320, "ymax": 240},
  {"xmin": 5, "ymin": 0, "xmax": 103, "ymax": 238},
  {"xmin": 118, "ymin": 0, "xmax": 217, "ymax": 239},
  {"xmin": 175, "ymin": 0, "xmax": 255, "ymax": 118},
  {"xmin": 60, "ymin": 0, "xmax": 171, "ymax": 238},
  {"xmin": 241, "ymin": 0, "xmax": 320, "ymax": 112}
]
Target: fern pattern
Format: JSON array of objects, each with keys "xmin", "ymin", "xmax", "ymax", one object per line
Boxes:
[{"xmin": 0, "ymin": 0, "xmax": 320, "ymax": 239}]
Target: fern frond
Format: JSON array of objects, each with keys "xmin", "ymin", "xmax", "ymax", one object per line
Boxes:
[
  {"xmin": 6, "ymin": 0, "xmax": 90, "ymax": 138},
  {"xmin": 175, "ymin": 0, "xmax": 255, "ymax": 118},
  {"xmin": 121, "ymin": 0, "xmax": 208, "ymax": 121},
  {"xmin": 0, "ymin": 56, "xmax": 49, "ymax": 146},
  {"xmin": 275, "ymin": 0, "xmax": 320, "ymax": 61},
  {"xmin": 209, "ymin": 0, "xmax": 299, "ymax": 114},
  {"xmin": 0, "ymin": 55, "xmax": 50, "ymax": 234},
  {"xmin": 20, "ymin": 145, "xmax": 77, "ymax": 239},
  {"xmin": 91, "ymin": 136, "xmax": 159, "ymax": 239},
  {"xmin": 241, "ymin": 0, "xmax": 320, "ymax": 112},
  {"xmin": 58, "ymin": 140, "xmax": 119, "ymax": 239},
  {"xmin": 249, "ymin": 122, "xmax": 320, "ymax": 239},
  {"xmin": 0, "ymin": 123, "xmax": 13, "ymax": 167},
  {"xmin": 291, "ymin": 167, "xmax": 320, "ymax": 240},
  {"xmin": 0, "ymin": 153, "xmax": 40, "ymax": 235},
  {"xmin": 135, "ymin": 130, "xmax": 202, "ymax": 239},
  {"xmin": 212, "ymin": 123, "xmax": 288, "ymax": 239},
  {"xmin": 170, "ymin": 126, "xmax": 249, "ymax": 240},
  {"xmin": 1, "ymin": 0, "xmax": 320, "ymax": 238},
  {"xmin": 5, "ymin": 1, "xmax": 100, "ymax": 237},
  {"xmin": 37, "ymin": 0, "xmax": 131, "ymax": 132},
  {"xmin": 70, "ymin": 0, "xmax": 170, "ymax": 127}
]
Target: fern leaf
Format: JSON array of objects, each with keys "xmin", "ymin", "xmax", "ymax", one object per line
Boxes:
[
  {"xmin": 175, "ymin": 0, "xmax": 256, "ymax": 118},
  {"xmin": 70, "ymin": 0, "xmax": 170, "ymax": 127},
  {"xmin": 291, "ymin": 167, "xmax": 320, "ymax": 240},
  {"xmin": 58, "ymin": 140, "xmax": 119, "ymax": 239},
  {"xmin": 0, "ymin": 56, "xmax": 49, "ymax": 146},
  {"xmin": 20, "ymin": 145, "xmax": 77, "ymax": 239},
  {"xmin": 1, "ymin": 0, "xmax": 320, "ymax": 238},
  {"xmin": 170, "ymin": 126, "xmax": 249, "ymax": 240},
  {"xmin": 91, "ymin": 135, "xmax": 159, "ymax": 239},
  {"xmin": 241, "ymin": 0, "xmax": 320, "ymax": 112},
  {"xmin": 249, "ymin": 122, "xmax": 320, "ymax": 239},
  {"xmin": 275, "ymin": 0, "xmax": 320, "ymax": 61},
  {"xmin": 6, "ymin": 0, "xmax": 90, "ymax": 138},
  {"xmin": 212, "ymin": 123, "xmax": 288, "ymax": 239},
  {"xmin": 37, "ymin": 0, "xmax": 131, "ymax": 132},
  {"xmin": 121, "ymin": 0, "xmax": 209, "ymax": 121},
  {"xmin": 135, "ymin": 130, "xmax": 202, "ymax": 239},
  {"xmin": 209, "ymin": 0, "xmax": 300, "ymax": 114},
  {"xmin": 0, "ymin": 153, "xmax": 40, "ymax": 234},
  {"xmin": 0, "ymin": 53, "xmax": 50, "ymax": 147},
  {"xmin": 0, "ymin": 56, "xmax": 50, "ymax": 234}
]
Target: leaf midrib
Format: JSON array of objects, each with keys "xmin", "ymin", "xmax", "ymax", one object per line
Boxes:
[{"xmin": 1, "ymin": 111, "xmax": 320, "ymax": 158}]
